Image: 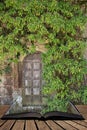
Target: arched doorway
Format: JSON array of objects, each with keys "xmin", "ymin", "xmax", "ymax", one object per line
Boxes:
[{"xmin": 22, "ymin": 52, "xmax": 43, "ymax": 108}]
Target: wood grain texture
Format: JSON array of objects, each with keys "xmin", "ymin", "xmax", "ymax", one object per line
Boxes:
[
  {"xmin": 55, "ymin": 120, "xmax": 77, "ymax": 130},
  {"xmin": 0, "ymin": 105, "xmax": 9, "ymax": 118},
  {"xmin": 36, "ymin": 120, "xmax": 50, "ymax": 130},
  {"xmin": 25, "ymin": 120, "xmax": 37, "ymax": 130},
  {"xmin": 65, "ymin": 121, "xmax": 87, "ymax": 130},
  {"xmin": 74, "ymin": 120, "xmax": 87, "ymax": 128},
  {"xmin": 0, "ymin": 120, "xmax": 15, "ymax": 130},
  {"xmin": 0, "ymin": 119, "xmax": 6, "ymax": 127},
  {"xmin": 12, "ymin": 120, "xmax": 25, "ymax": 130},
  {"xmin": 46, "ymin": 120, "xmax": 63, "ymax": 130}
]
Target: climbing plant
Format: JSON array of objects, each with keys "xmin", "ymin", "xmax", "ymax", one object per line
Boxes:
[
  {"xmin": 41, "ymin": 1, "xmax": 87, "ymax": 111},
  {"xmin": 0, "ymin": 0, "xmax": 87, "ymax": 110}
]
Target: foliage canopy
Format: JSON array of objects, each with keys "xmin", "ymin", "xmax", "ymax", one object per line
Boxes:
[{"xmin": 0, "ymin": 0, "xmax": 87, "ymax": 110}]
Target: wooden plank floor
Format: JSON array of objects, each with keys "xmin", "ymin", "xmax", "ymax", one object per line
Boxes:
[{"xmin": 0, "ymin": 105, "xmax": 87, "ymax": 130}]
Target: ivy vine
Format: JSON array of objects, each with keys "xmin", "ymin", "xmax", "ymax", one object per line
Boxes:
[{"xmin": 0, "ymin": 0, "xmax": 87, "ymax": 110}]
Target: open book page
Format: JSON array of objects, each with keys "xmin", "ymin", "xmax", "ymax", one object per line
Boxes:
[
  {"xmin": 1, "ymin": 99, "xmax": 84, "ymax": 120},
  {"xmin": 43, "ymin": 111, "xmax": 84, "ymax": 120}
]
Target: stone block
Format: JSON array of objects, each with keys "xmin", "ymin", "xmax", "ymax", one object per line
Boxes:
[
  {"xmin": 0, "ymin": 87, "xmax": 8, "ymax": 96},
  {"xmin": 0, "ymin": 95, "xmax": 12, "ymax": 105},
  {"xmin": 4, "ymin": 76, "xmax": 13, "ymax": 85}
]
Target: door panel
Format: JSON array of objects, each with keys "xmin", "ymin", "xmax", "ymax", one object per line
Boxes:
[{"xmin": 22, "ymin": 53, "xmax": 42, "ymax": 106}]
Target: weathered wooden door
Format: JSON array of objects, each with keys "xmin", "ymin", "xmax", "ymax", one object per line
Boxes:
[{"xmin": 22, "ymin": 53, "xmax": 42, "ymax": 107}]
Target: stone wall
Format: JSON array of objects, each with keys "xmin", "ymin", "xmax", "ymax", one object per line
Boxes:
[
  {"xmin": 0, "ymin": 63, "xmax": 22, "ymax": 105},
  {"xmin": 0, "ymin": 68, "xmax": 13, "ymax": 104}
]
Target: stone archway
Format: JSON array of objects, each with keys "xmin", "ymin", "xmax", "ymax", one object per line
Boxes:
[{"xmin": 22, "ymin": 52, "xmax": 43, "ymax": 108}]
